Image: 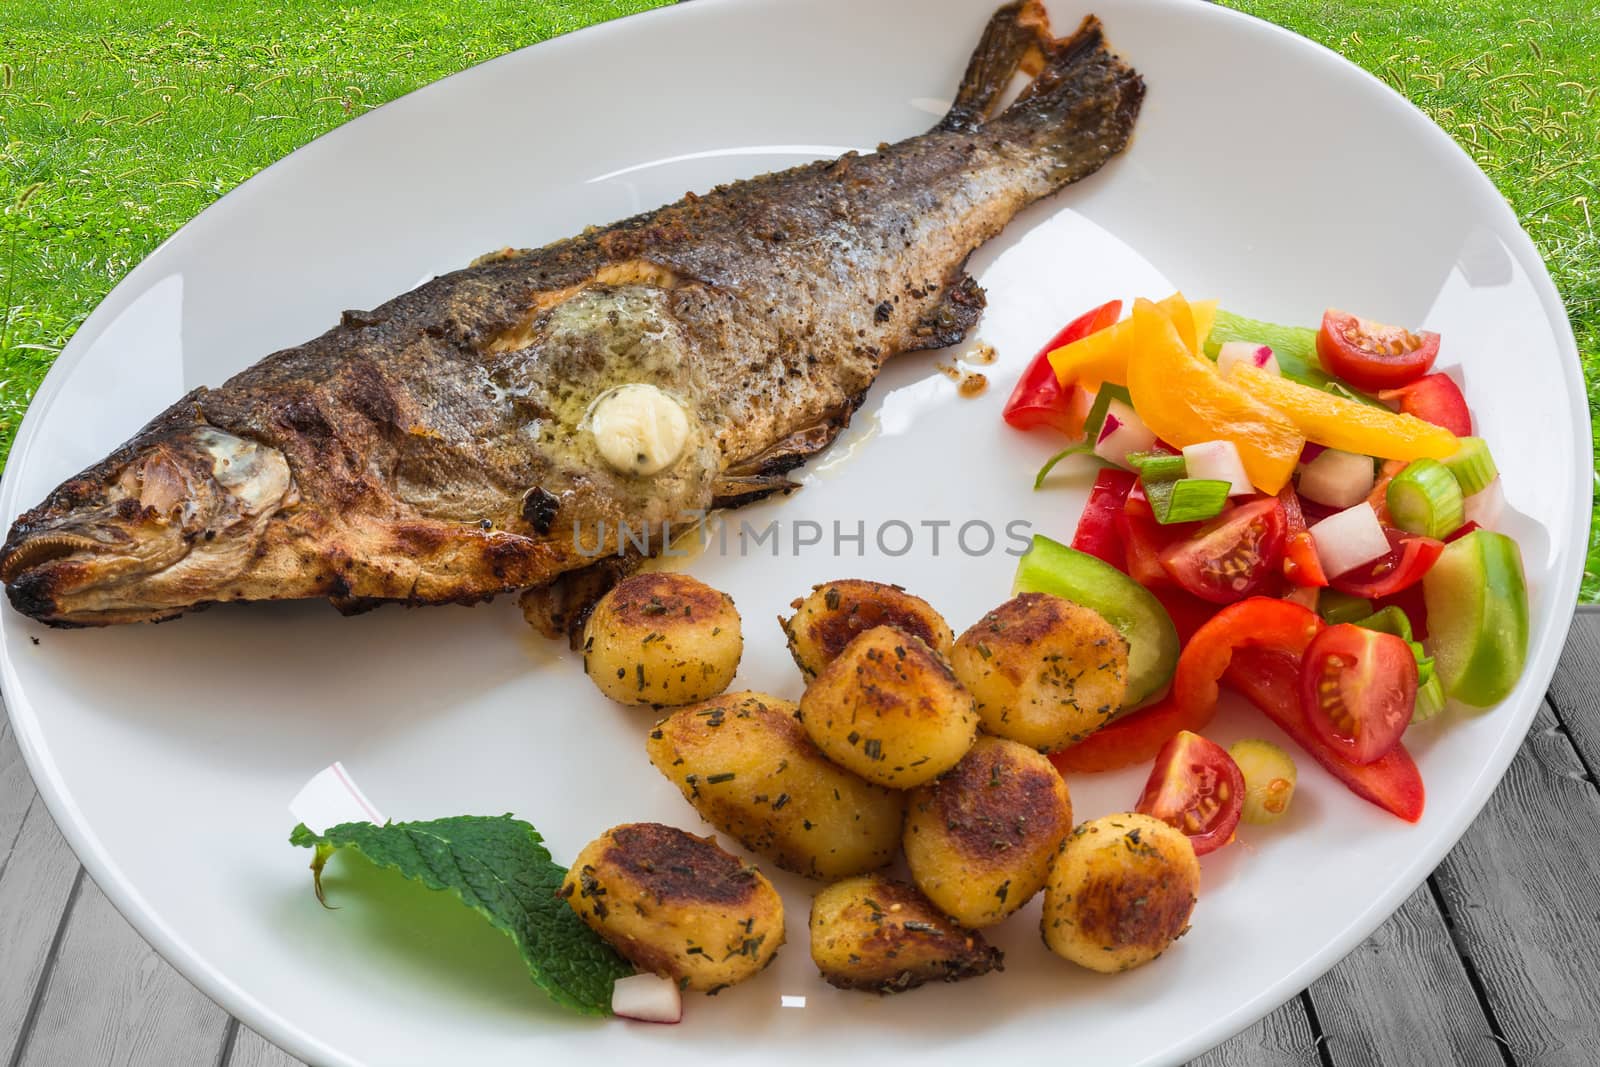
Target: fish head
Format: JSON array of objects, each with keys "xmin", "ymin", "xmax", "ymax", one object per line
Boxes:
[{"xmin": 1, "ymin": 426, "xmax": 298, "ymax": 624}]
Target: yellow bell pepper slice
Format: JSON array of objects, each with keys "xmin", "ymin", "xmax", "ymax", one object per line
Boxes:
[
  {"xmin": 1126, "ymin": 298, "xmax": 1304, "ymax": 494},
  {"xmin": 1048, "ymin": 293, "xmax": 1217, "ymax": 389},
  {"xmin": 1227, "ymin": 364, "xmax": 1460, "ymax": 460}
]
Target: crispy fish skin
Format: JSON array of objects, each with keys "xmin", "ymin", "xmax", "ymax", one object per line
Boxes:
[{"xmin": 1, "ymin": 3, "xmax": 1143, "ymax": 627}]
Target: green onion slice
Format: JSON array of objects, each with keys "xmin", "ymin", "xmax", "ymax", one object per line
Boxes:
[
  {"xmin": 1320, "ymin": 590, "xmax": 1374, "ymax": 625},
  {"xmin": 1148, "ymin": 478, "xmax": 1229, "ymax": 525},
  {"xmin": 1386, "ymin": 458, "xmax": 1465, "ymax": 539},
  {"xmin": 1128, "ymin": 451, "xmax": 1186, "ymax": 483},
  {"xmin": 1442, "ymin": 437, "xmax": 1498, "ymax": 497}
]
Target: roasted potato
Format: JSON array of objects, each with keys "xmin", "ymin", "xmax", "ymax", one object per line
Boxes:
[
  {"xmin": 582, "ymin": 572, "xmax": 742, "ymax": 707},
  {"xmin": 797, "ymin": 625, "xmax": 978, "ymax": 788},
  {"xmin": 949, "ymin": 592, "xmax": 1129, "ymax": 751},
  {"xmin": 1041, "ymin": 813, "xmax": 1199, "ymax": 974},
  {"xmin": 903, "ymin": 735, "xmax": 1073, "ymax": 927},
  {"xmin": 809, "ymin": 874, "xmax": 1002, "ymax": 993},
  {"xmin": 647, "ymin": 691, "xmax": 906, "ymax": 879},
  {"xmin": 782, "ymin": 580, "xmax": 954, "ymax": 680},
  {"xmin": 559, "ymin": 822, "xmax": 784, "ymax": 992}
]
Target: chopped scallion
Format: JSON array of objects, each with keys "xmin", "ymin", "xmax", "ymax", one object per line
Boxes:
[
  {"xmin": 1386, "ymin": 458, "xmax": 1465, "ymax": 539},
  {"xmin": 1319, "ymin": 590, "xmax": 1374, "ymax": 625},
  {"xmin": 1412, "ymin": 672, "xmax": 1447, "ymax": 723},
  {"xmin": 1128, "ymin": 451, "xmax": 1186, "ymax": 483},
  {"xmin": 1442, "ymin": 436, "xmax": 1498, "ymax": 497},
  {"xmin": 1148, "ymin": 477, "xmax": 1229, "ymax": 524}
]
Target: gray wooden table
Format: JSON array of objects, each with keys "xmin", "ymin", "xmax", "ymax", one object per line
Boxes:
[{"xmin": 2, "ymin": 614, "xmax": 1598, "ymax": 1066}]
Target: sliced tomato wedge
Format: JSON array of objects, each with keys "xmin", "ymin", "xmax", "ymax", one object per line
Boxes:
[
  {"xmin": 1070, "ymin": 468, "xmax": 1136, "ymax": 570},
  {"xmin": 1316, "ymin": 309, "xmax": 1441, "ymax": 391},
  {"xmin": 1227, "ymin": 647, "xmax": 1425, "ymax": 822},
  {"xmin": 1135, "ymin": 730, "xmax": 1244, "ymax": 855},
  {"xmin": 1160, "ymin": 498, "xmax": 1286, "ymax": 604},
  {"xmin": 1328, "ymin": 528, "xmax": 1444, "ymax": 598},
  {"xmin": 1299, "ymin": 624, "xmax": 1417, "ymax": 764},
  {"xmin": 1279, "ymin": 487, "xmax": 1328, "ymax": 588},
  {"xmin": 1378, "ymin": 373, "xmax": 1471, "ymax": 437},
  {"xmin": 1051, "ymin": 597, "xmax": 1320, "ymax": 773},
  {"xmin": 1003, "ymin": 299, "xmax": 1122, "ymax": 434}
]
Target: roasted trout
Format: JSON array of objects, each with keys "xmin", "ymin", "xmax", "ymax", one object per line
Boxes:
[{"xmin": 1, "ymin": 1, "xmax": 1143, "ymax": 628}]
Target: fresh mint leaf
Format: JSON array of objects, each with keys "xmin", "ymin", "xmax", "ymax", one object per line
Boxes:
[{"xmin": 290, "ymin": 815, "xmax": 632, "ymax": 1016}]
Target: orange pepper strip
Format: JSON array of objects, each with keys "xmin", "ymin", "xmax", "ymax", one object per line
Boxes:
[
  {"xmin": 1228, "ymin": 364, "xmax": 1460, "ymax": 461},
  {"xmin": 1048, "ymin": 293, "xmax": 1215, "ymax": 389},
  {"xmin": 1125, "ymin": 298, "xmax": 1303, "ymax": 494}
]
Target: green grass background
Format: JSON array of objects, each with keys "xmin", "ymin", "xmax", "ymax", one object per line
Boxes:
[{"xmin": 0, "ymin": 0, "xmax": 1594, "ymax": 597}]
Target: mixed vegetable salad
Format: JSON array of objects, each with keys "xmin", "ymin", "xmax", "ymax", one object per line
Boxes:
[{"xmin": 1004, "ymin": 294, "xmax": 1530, "ymax": 845}]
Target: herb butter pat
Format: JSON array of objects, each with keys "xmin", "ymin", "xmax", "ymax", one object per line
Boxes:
[{"xmin": 589, "ymin": 383, "xmax": 690, "ymax": 476}]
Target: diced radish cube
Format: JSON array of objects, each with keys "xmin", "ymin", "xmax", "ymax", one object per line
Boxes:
[
  {"xmin": 1217, "ymin": 342, "xmax": 1280, "ymax": 377},
  {"xmin": 1093, "ymin": 399, "xmax": 1157, "ymax": 469},
  {"xmin": 1309, "ymin": 502, "xmax": 1391, "ymax": 577},
  {"xmin": 1181, "ymin": 440, "xmax": 1253, "ymax": 496},
  {"xmin": 612, "ymin": 973, "xmax": 683, "ymax": 1024},
  {"xmin": 1298, "ymin": 449, "xmax": 1376, "ymax": 508},
  {"xmin": 1463, "ymin": 478, "xmax": 1505, "ymax": 529}
]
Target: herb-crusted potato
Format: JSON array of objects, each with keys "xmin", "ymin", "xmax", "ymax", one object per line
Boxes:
[
  {"xmin": 949, "ymin": 592, "xmax": 1129, "ymax": 751},
  {"xmin": 582, "ymin": 572, "xmax": 743, "ymax": 707},
  {"xmin": 782, "ymin": 580, "xmax": 954, "ymax": 681},
  {"xmin": 1041, "ymin": 813, "xmax": 1199, "ymax": 974},
  {"xmin": 647, "ymin": 692, "xmax": 906, "ymax": 879},
  {"xmin": 559, "ymin": 823, "xmax": 784, "ymax": 993},
  {"xmin": 809, "ymin": 875, "xmax": 1002, "ymax": 993},
  {"xmin": 904, "ymin": 735, "xmax": 1073, "ymax": 927},
  {"xmin": 798, "ymin": 626, "xmax": 978, "ymax": 788}
]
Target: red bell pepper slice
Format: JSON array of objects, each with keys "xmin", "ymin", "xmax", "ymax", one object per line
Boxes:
[
  {"xmin": 1328, "ymin": 529, "xmax": 1444, "ymax": 598},
  {"xmin": 1279, "ymin": 487, "xmax": 1328, "ymax": 588},
  {"xmin": 1070, "ymin": 468, "xmax": 1136, "ymax": 570},
  {"xmin": 1050, "ymin": 597, "xmax": 1322, "ymax": 773},
  {"xmin": 1003, "ymin": 299, "xmax": 1122, "ymax": 434},
  {"xmin": 1379, "ymin": 373, "xmax": 1472, "ymax": 437},
  {"xmin": 1226, "ymin": 648, "xmax": 1425, "ymax": 822}
]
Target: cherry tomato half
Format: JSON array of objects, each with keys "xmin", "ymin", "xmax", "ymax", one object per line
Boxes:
[
  {"xmin": 1135, "ymin": 730, "xmax": 1245, "ymax": 855},
  {"xmin": 1159, "ymin": 498, "xmax": 1286, "ymax": 604},
  {"xmin": 1299, "ymin": 624, "xmax": 1417, "ymax": 764},
  {"xmin": 1328, "ymin": 528, "xmax": 1444, "ymax": 598},
  {"xmin": 1317, "ymin": 309, "xmax": 1440, "ymax": 391},
  {"xmin": 1378, "ymin": 373, "xmax": 1472, "ymax": 437}
]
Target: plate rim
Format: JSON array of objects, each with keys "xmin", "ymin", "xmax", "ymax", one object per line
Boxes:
[{"xmin": 0, "ymin": 1, "xmax": 1589, "ymax": 1064}]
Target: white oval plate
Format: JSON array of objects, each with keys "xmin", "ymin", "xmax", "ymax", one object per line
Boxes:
[{"xmin": 0, "ymin": 1, "xmax": 1588, "ymax": 1064}]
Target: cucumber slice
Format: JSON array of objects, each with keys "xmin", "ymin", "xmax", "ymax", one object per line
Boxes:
[
  {"xmin": 1422, "ymin": 530, "xmax": 1529, "ymax": 707},
  {"xmin": 1228, "ymin": 739, "xmax": 1297, "ymax": 825},
  {"xmin": 1013, "ymin": 535, "xmax": 1180, "ymax": 706},
  {"xmin": 1442, "ymin": 437, "xmax": 1498, "ymax": 497},
  {"xmin": 1387, "ymin": 458, "xmax": 1465, "ymax": 539}
]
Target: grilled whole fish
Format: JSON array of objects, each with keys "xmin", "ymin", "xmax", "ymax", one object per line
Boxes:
[{"xmin": 1, "ymin": 2, "xmax": 1142, "ymax": 628}]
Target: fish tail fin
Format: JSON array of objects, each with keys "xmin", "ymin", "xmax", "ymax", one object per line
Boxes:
[
  {"xmin": 943, "ymin": 5, "xmax": 1145, "ymax": 184},
  {"xmin": 936, "ymin": 0, "xmax": 1055, "ymax": 132}
]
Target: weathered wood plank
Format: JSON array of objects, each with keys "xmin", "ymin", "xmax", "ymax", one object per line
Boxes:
[
  {"xmin": 1189, "ymin": 994, "xmax": 1321, "ymax": 1066},
  {"xmin": 1307, "ymin": 883, "xmax": 1503, "ymax": 1066},
  {"xmin": 15, "ymin": 876, "xmax": 232, "ymax": 1067},
  {"xmin": 1545, "ymin": 610, "xmax": 1600, "ymax": 779},
  {"xmin": 1431, "ymin": 699, "xmax": 1600, "ymax": 1065},
  {"xmin": 0, "ymin": 800, "xmax": 82, "ymax": 1067},
  {"xmin": 0, "ymin": 708, "xmax": 35, "ymax": 869},
  {"xmin": 225, "ymin": 1023, "xmax": 306, "ymax": 1067}
]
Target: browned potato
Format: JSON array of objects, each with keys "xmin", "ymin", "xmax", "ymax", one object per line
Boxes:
[
  {"xmin": 949, "ymin": 592, "xmax": 1129, "ymax": 751},
  {"xmin": 809, "ymin": 874, "xmax": 1002, "ymax": 993},
  {"xmin": 797, "ymin": 626, "xmax": 978, "ymax": 788},
  {"xmin": 647, "ymin": 691, "xmax": 906, "ymax": 879},
  {"xmin": 1041, "ymin": 813, "xmax": 1199, "ymax": 974},
  {"xmin": 582, "ymin": 572, "xmax": 742, "ymax": 707},
  {"xmin": 559, "ymin": 823, "xmax": 784, "ymax": 992},
  {"xmin": 903, "ymin": 735, "xmax": 1073, "ymax": 927},
  {"xmin": 782, "ymin": 580, "xmax": 954, "ymax": 680}
]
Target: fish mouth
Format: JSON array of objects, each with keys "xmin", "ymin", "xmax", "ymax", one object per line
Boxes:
[
  {"xmin": 0, "ymin": 532, "xmax": 107, "ymax": 586},
  {"xmin": 2, "ymin": 426, "xmax": 299, "ymax": 625}
]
